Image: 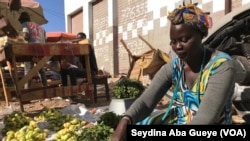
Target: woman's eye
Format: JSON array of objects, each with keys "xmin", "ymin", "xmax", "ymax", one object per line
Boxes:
[
  {"xmin": 180, "ymin": 37, "xmax": 188, "ymax": 42},
  {"xmin": 170, "ymin": 40, "xmax": 176, "ymax": 45}
]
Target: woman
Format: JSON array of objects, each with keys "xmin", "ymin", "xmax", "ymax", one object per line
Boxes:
[{"xmin": 112, "ymin": 3, "xmax": 235, "ymax": 141}]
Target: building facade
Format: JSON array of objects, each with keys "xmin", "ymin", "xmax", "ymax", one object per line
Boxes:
[{"xmin": 64, "ymin": 0, "xmax": 250, "ymax": 77}]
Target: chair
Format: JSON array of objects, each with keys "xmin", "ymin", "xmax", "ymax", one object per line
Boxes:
[
  {"xmin": 92, "ymin": 70, "xmax": 110, "ymax": 103},
  {"xmin": 78, "ymin": 69, "xmax": 110, "ymax": 103}
]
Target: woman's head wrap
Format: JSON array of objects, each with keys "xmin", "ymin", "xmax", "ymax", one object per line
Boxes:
[{"xmin": 167, "ymin": 3, "xmax": 212, "ymax": 38}]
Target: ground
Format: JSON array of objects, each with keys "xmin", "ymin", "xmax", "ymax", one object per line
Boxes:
[
  {"xmin": 0, "ymin": 77, "xmax": 246, "ymax": 124},
  {"xmin": 0, "ymin": 77, "xmax": 117, "ymax": 119},
  {"xmin": 0, "ymin": 76, "xmax": 170, "ymax": 119}
]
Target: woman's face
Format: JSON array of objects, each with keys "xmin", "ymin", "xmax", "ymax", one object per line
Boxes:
[{"xmin": 170, "ymin": 24, "xmax": 203, "ymax": 61}]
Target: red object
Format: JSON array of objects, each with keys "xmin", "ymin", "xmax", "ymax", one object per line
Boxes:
[{"xmin": 46, "ymin": 31, "xmax": 77, "ymax": 42}]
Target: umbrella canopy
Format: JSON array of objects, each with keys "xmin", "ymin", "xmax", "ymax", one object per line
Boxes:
[
  {"xmin": 0, "ymin": 0, "xmax": 48, "ymax": 36},
  {"xmin": 46, "ymin": 31, "xmax": 77, "ymax": 42}
]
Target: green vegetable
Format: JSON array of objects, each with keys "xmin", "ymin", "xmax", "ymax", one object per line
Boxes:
[{"xmin": 97, "ymin": 112, "xmax": 121, "ymax": 129}]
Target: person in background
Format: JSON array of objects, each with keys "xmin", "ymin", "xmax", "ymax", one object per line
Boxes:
[
  {"xmin": 60, "ymin": 52, "xmax": 85, "ymax": 86},
  {"xmin": 112, "ymin": 3, "xmax": 235, "ymax": 141},
  {"xmin": 18, "ymin": 12, "xmax": 47, "ymax": 89},
  {"xmin": 46, "ymin": 58, "xmax": 61, "ymax": 80},
  {"xmin": 60, "ymin": 32, "xmax": 98, "ymax": 86},
  {"xmin": 77, "ymin": 32, "xmax": 98, "ymax": 76}
]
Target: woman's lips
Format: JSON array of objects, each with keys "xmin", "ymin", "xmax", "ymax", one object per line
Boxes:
[{"xmin": 176, "ymin": 52, "xmax": 186, "ymax": 58}]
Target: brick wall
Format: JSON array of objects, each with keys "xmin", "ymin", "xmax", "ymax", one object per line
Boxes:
[
  {"xmin": 92, "ymin": 0, "xmax": 114, "ymax": 72},
  {"xmin": 89, "ymin": 0, "xmax": 250, "ymax": 76}
]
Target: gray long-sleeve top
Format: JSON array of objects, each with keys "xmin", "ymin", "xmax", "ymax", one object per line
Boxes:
[{"xmin": 125, "ymin": 54, "xmax": 235, "ymax": 124}]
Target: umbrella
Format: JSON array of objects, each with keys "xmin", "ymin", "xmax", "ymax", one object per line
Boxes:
[
  {"xmin": 46, "ymin": 31, "xmax": 77, "ymax": 42},
  {"xmin": 0, "ymin": 0, "xmax": 48, "ymax": 36}
]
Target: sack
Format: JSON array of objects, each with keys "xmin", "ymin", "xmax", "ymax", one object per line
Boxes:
[
  {"xmin": 137, "ymin": 108, "xmax": 177, "ymax": 125},
  {"xmin": 143, "ymin": 49, "xmax": 170, "ymax": 79},
  {"xmin": 8, "ymin": 0, "xmax": 21, "ymax": 11}
]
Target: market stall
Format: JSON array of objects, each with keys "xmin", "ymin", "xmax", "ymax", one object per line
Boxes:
[{"xmin": 0, "ymin": 37, "xmax": 94, "ymax": 111}]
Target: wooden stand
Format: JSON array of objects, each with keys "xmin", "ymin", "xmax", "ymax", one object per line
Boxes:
[{"xmin": 0, "ymin": 41, "xmax": 94, "ymax": 111}]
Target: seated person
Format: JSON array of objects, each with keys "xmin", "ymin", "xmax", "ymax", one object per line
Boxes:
[
  {"xmin": 60, "ymin": 32, "xmax": 98, "ymax": 86},
  {"xmin": 60, "ymin": 56, "xmax": 86, "ymax": 86},
  {"xmin": 46, "ymin": 59, "xmax": 61, "ymax": 80}
]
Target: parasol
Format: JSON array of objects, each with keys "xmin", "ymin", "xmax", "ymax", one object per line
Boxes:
[
  {"xmin": 46, "ymin": 31, "xmax": 77, "ymax": 42},
  {"xmin": 0, "ymin": 0, "xmax": 48, "ymax": 36}
]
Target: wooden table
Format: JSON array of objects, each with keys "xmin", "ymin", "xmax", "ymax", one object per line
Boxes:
[{"xmin": 0, "ymin": 40, "xmax": 94, "ymax": 111}]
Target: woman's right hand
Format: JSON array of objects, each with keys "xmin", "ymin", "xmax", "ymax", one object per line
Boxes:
[{"xmin": 111, "ymin": 117, "xmax": 131, "ymax": 141}]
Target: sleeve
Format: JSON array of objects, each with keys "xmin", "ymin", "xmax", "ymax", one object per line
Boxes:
[
  {"xmin": 189, "ymin": 60, "xmax": 235, "ymax": 124},
  {"xmin": 22, "ymin": 27, "xmax": 29, "ymax": 33},
  {"xmin": 21, "ymin": 23, "xmax": 30, "ymax": 41},
  {"xmin": 124, "ymin": 63, "xmax": 173, "ymax": 123}
]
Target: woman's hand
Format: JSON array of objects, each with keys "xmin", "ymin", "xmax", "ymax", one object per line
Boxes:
[{"xmin": 111, "ymin": 117, "xmax": 131, "ymax": 141}]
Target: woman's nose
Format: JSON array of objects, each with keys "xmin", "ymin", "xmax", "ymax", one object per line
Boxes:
[{"xmin": 176, "ymin": 42, "xmax": 182, "ymax": 49}]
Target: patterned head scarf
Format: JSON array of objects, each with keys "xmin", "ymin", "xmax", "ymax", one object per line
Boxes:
[{"xmin": 167, "ymin": 3, "xmax": 213, "ymax": 38}]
